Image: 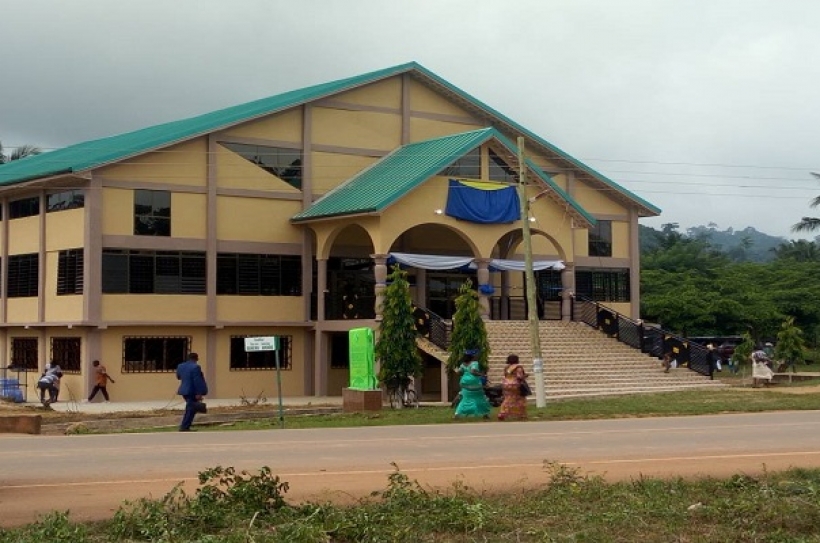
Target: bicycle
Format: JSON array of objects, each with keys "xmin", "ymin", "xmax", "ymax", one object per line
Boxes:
[{"xmin": 386, "ymin": 377, "xmax": 418, "ymax": 409}]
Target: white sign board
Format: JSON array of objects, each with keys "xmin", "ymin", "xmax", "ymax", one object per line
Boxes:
[{"xmin": 244, "ymin": 336, "xmax": 279, "ymax": 352}]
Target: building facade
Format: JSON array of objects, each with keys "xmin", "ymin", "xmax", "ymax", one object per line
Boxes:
[{"xmin": 0, "ymin": 62, "xmax": 659, "ymax": 402}]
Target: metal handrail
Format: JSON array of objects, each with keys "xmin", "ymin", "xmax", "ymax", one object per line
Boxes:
[{"xmin": 571, "ymin": 295, "xmax": 712, "ymax": 377}]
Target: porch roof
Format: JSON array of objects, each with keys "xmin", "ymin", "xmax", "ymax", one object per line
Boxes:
[{"xmin": 290, "ymin": 128, "xmax": 595, "ymax": 226}]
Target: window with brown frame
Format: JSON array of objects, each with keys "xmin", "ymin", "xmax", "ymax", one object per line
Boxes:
[
  {"xmin": 50, "ymin": 337, "xmax": 81, "ymax": 373},
  {"xmin": 10, "ymin": 338, "xmax": 38, "ymax": 371}
]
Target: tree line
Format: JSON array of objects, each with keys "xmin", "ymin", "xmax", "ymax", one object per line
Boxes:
[{"xmin": 640, "ymin": 222, "xmax": 820, "ymax": 348}]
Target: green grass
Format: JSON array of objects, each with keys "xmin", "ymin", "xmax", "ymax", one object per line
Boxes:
[
  {"xmin": 6, "ymin": 464, "xmax": 820, "ymax": 542},
  {"xmin": 120, "ymin": 386, "xmax": 820, "ymax": 434}
]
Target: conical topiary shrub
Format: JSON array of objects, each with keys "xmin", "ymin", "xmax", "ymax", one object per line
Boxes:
[
  {"xmin": 376, "ymin": 265, "xmax": 422, "ymax": 388},
  {"xmin": 447, "ymin": 279, "xmax": 490, "ymax": 372}
]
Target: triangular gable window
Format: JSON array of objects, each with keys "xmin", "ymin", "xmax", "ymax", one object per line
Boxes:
[
  {"xmin": 488, "ymin": 149, "xmax": 517, "ymax": 183},
  {"xmin": 439, "ymin": 147, "xmax": 480, "ymax": 178},
  {"xmin": 221, "ymin": 142, "xmax": 302, "ymax": 190}
]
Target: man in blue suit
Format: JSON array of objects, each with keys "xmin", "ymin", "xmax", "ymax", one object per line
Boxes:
[{"xmin": 176, "ymin": 352, "xmax": 208, "ymax": 431}]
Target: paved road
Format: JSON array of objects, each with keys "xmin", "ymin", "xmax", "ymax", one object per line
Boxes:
[{"xmin": 3, "ymin": 410, "xmax": 820, "ymax": 527}]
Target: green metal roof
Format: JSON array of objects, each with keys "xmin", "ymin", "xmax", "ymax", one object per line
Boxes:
[
  {"xmin": 0, "ymin": 63, "xmax": 420, "ymax": 186},
  {"xmin": 0, "ymin": 61, "xmax": 659, "ymax": 216},
  {"xmin": 291, "ymin": 127, "xmax": 595, "ymax": 226}
]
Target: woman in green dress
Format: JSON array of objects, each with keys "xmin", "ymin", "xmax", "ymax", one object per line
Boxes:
[{"xmin": 454, "ymin": 352, "xmax": 491, "ymax": 419}]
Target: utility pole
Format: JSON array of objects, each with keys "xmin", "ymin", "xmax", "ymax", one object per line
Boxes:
[{"xmin": 517, "ymin": 137, "xmax": 545, "ymax": 407}]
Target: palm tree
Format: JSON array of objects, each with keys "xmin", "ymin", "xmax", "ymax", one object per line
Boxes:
[
  {"xmin": 792, "ymin": 172, "xmax": 820, "ymax": 234},
  {"xmin": 0, "ymin": 141, "xmax": 42, "ymax": 164}
]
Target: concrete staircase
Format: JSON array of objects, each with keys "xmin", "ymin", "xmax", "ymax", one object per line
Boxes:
[{"xmin": 482, "ymin": 320, "xmax": 726, "ymax": 399}]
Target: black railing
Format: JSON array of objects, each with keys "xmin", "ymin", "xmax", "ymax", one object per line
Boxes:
[
  {"xmin": 571, "ymin": 295, "xmax": 712, "ymax": 377},
  {"xmin": 428, "ymin": 311, "xmax": 452, "ymax": 351}
]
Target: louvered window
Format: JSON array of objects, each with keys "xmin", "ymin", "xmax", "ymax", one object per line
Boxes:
[
  {"xmin": 57, "ymin": 249, "xmax": 84, "ymax": 295},
  {"xmin": 102, "ymin": 249, "xmax": 205, "ymax": 294},
  {"xmin": 217, "ymin": 253, "xmax": 302, "ymax": 296},
  {"xmin": 7, "ymin": 253, "xmax": 38, "ymax": 297}
]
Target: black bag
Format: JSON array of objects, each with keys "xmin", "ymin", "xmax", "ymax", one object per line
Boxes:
[
  {"xmin": 193, "ymin": 401, "xmax": 207, "ymax": 414},
  {"xmin": 519, "ymin": 380, "xmax": 532, "ymax": 397}
]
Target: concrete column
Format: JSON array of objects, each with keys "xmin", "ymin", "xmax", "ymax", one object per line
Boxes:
[
  {"xmin": 475, "ymin": 258, "xmax": 491, "ymax": 320},
  {"xmin": 316, "ymin": 258, "xmax": 327, "ymax": 322},
  {"xmin": 415, "ymin": 268, "xmax": 426, "ymax": 307},
  {"xmin": 628, "ymin": 208, "xmax": 641, "ymax": 319},
  {"xmin": 313, "ymin": 330, "xmax": 327, "ymax": 397},
  {"xmin": 500, "ymin": 271, "xmax": 510, "ymax": 320},
  {"xmin": 561, "ymin": 263, "xmax": 576, "ymax": 321},
  {"xmin": 371, "ymin": 254, "xmax": 388, "ymax": 321}
]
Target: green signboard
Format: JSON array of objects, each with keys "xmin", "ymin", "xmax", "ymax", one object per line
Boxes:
[{"xmin": 348, "ymin": 327, "xmax": 377, "ymax": 390}]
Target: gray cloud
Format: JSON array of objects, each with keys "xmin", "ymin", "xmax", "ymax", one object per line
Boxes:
[{"xmin": 1, "ymin": 0, "xmax": 818, "ymax": 238}]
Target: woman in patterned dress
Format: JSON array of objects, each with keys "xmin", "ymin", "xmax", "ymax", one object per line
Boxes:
[{"xmin": 498, "ymin": 354, "xmax": 528, "ymax": 421}]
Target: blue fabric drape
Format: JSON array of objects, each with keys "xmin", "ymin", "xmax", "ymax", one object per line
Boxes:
[{"xmin": 444, "ymin": 179, "xmax": 520, "ymax": 224}]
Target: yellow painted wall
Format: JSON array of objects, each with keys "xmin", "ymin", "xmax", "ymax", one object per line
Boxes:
[
  {"xmin": 573, "ymin": 179, "xmax": 627, "ymax": 214},
  {"xmin": 99, "ymin": 327, "xmax": 208, "ymax": 402},
  {"xmin": 8, "ymin": 216, "xmax": 39, "ymax": 254},
  {"xmin": 217, "ymin": 296, "xmax": 305, "ymax": 322},
  {"xmin": 613, "ymin": 221, "xmax": 630, "ymax": 258},
  {"xmin": 212, "ymin": 328, "xmax": 306, "ymax": 398},
  {"xmin": 221, "ymin": 108, "xmax": 303, "ymax": 142},
  {"xmin": 409, "ymin": 117, "xmax": 484, "ymax": 142},
  {"xmin": 44, "ymin": 251, "xmax": 84, "ymax": 322},
  {"xmin": 45, "ymin": 209, "xmax": 84, "ymax": 250},
  {"xmin": 327, "ymin": 367, "xmax": 349, "ymax": 395},
  {"xmin": 575, "ymin": 229, "xmax": 589, "ymax": 257},
  {"xmin": 101, "ymin": 189, "xmax": 207, "ymax": 239},
  {"xmin": 6, "ymin": 298, "xmax": 38, "ymax": 323},
  {"xmin": 215, "ymin": 145, "xmax": 301, "ymax": 192},
  {"xmin": 171, "ymin": 192, "xmax": 207, "ymax": 239},
  {"xmin": 408, "ymin": 79, "xmax": 474, "ymax": 117},
  {"xmin": 102, "ymin": 188, "xmax": 133, "ymax": 236},
  {"xmin": 216, "ymin": 196, "xmax": 302, "ymax": 242},
  {"xmin": 312, "ymin": 107, "xmax": 401, "ymax": 149},
  {"xmin": 102, "ymin": 295, "xmax": 207, "ymax": 322},
  {"xmin": 310, "ymin": 152, "xmax": 377, "ymax": 196},
  {"xmin": 375, "ymin": 176, "xmax": 573, "ymax": 259},
  {"xmin": 333, "ymin": 78, "xmax": 402, "ymax": 108},
  {"xmin": 98, "ymin": 139, "xmax": 207, "ymax": 187}
]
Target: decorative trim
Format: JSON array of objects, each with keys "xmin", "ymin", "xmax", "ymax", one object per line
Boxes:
[
  {"xmin": 313, "ymin": 98, "xmax": 400, "ymax": 115},
  {"xmin": 212, "ymin": 135, "xmax": 301, "ymax": 149},
  {"xmin": 409, "ymin": 110, "xmax": 482, "ymax": 125},
  {"xmin": 311, "ymin": 143, "xmax": 390, "ymax": 157},
  {"xmin": 102, "ymin": 235, "xmax": 207, "ymax": 251},
  {"xmin": 97, "ymin": 177, "xmax": 207, "ymax": 194},
  {"xmin": 591, "ymin": 213, "xmax": 629, "ymax": 222},
  {"xmin": 574, "ymin": 256, "xmax": 631, "ymax": 268},
  {"xmin": 216, "ymin": 187, "xmax": 302, "ymax": 200},
  {"xmin": 216, "ymin": 240, "xmax": 302, "ymax": 255},
  {"xmin": 401, "ymin": 74, "xmax": 411, "ymax": 145}
]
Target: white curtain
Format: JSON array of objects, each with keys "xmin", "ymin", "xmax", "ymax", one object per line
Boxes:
[{"xmin": 388, "ymin": 252, "xmax": 564, "ymax": 271}]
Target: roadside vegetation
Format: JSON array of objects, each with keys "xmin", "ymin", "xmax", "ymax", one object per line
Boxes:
[{"xmin": 4, "ymin": 463, "xmax": 820, "ymax": 542}]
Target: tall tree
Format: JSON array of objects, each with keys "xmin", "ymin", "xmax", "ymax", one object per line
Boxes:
[
  {"xmin": 792, "ymin": 172, "xmax": 820, "ymax": 234},
  {"xmin": 771, "ymin": 240, "xmax": 820, "ymax": 262},
  {"xmin": 446, "ymin": 280, "xmax": 490, "ymax": 372},
  {"xmin": 0, "ymin": 141, "xmax": 41, "ymax": 164},
  {"xmin": 375, "ymin": 265, "xmax": 422, "ymax": 388},
  {"xmin": 774, "ymin": 316, "xmax": 807, "ymax": 372}
]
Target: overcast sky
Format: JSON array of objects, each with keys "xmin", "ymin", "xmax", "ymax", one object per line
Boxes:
[{"xmin": 2, "ymin": 0, "xmax": 819, "ymax": 240}]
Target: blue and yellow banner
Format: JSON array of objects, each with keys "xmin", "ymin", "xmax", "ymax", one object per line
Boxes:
[{"xmin": 444, "ymin": 179, "xmax": 520, "ymax": 224}]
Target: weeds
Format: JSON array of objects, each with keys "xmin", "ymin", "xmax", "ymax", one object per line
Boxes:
[{"xmin": 6, "ymin": 465, "xmax": 820, "ymax": 542}]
